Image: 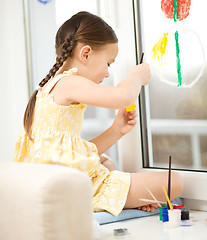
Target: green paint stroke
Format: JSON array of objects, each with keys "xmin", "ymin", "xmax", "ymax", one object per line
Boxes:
[
  {"xmin": 173, "ymin": 0, "xmax": 178, "ymax": 22},
  {"xmin": 175, "ymin": 31, "xmax": 182, "ymax": 87},
  {"xmin": 173, "ymin": 0, "xmax": 182, "ymax": 86}
]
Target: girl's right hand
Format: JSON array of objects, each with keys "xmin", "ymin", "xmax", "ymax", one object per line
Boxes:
[{"xmin": 128, "ymin": 63, "xmax": 151, "ymax": 86}]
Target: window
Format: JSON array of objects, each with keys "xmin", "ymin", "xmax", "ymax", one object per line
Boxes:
[
  {"xmin": 124, "ymin": 0, "xmax": 207, "ymax": 209},
  {"xmin": 136, "ymin": 0, "xmax": 207, "ymax": 172}
]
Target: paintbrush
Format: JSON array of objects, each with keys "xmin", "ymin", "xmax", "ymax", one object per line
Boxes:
[
  {"xmin": 139, "ymin": 198, "xmax": 177, "ymax": 206},
  {"xmin": 163, "ymin": 186, "xmax": 173, "ymax": 211},
  {"xmin": 139, "ymin": 178, "xmax": 162, "ymax": 207},
  {"xmin": 167, "ymin": 156, "xmax": 172, "ymax": 209},
  {"xmin": 140, "ymin": 52, "xmax": 144, "ymax": 64}
]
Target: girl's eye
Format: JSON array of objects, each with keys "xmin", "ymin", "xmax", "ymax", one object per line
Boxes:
[{"xmin": 107, "ymin": 63, "xmax": 111, "ymax": 67}]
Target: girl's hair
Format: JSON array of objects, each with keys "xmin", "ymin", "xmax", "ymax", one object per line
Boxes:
[{"xmin": 24, "ymin": 11, "xmax": 118, "ymax": 140}]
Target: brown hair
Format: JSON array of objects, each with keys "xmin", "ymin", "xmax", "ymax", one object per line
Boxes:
[{"xmin": 23, "ymin": 11, "xmax": 118, "ymax": 140}]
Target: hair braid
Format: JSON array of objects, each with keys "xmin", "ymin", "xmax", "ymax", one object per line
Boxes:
[
  {"xmin": 39, "ymin": 38, "xmax": 76, "ymax": 87},
  {"xmin": 24, "ymin": 38, "xmax": 76, "ymax": 140}
]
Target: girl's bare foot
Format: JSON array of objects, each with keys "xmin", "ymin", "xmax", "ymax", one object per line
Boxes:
[{"xmin": 137, "ymin": 203, "xmax": 159, "ymax": 212}]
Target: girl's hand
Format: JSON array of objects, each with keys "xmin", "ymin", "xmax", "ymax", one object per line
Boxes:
[
  {"xmin": 137, "ymin": 203, "xmax": 159, "ymax": 212},
  {"xmin": 128, "ymin": 63, "xmax": 151, "ymax": 86},
  {"xmin": 112, "ymin": 108, "xmax": 138, "ymax": 136}
]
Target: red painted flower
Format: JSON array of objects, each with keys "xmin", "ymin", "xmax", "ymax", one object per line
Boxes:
[{"xmin": 161, "ymin": 0, "xmax": 191, "ymax": 21}]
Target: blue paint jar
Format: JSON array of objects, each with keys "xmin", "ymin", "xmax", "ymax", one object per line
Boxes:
[
  {"xmin": 162, "ymin": 208, "xmax": 169, "ymax": 222},
  {"xmin": 159, "ymin": 205, "xmax": 167, "ymax": 221}
]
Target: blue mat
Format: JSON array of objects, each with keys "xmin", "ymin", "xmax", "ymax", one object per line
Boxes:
[{"xmin": 94, "ymin": 198, "xmax": 183, "ymax": 225}]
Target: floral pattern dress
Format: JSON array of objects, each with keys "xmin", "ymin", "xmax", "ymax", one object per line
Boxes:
[{"xmin": 13, "ymin": 68, "xmax": 131, "ymax": 216}]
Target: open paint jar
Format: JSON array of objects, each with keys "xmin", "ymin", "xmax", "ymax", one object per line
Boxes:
[{"xmin": 168, "ymin": 209, "xmax": 181, "ymax": 226}]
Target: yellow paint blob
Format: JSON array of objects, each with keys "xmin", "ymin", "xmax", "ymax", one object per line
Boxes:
[
  {"xmin": 152, "ymin": 32, "xmax": 169, "ymax": 65},
  {"xmin": 125, "ymin": 103, "xmax": 136, "ymax": 112}
]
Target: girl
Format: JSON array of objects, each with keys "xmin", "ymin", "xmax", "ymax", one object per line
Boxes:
[{"xmin": 14, "ymin": 11, "xmax": 183, "ymax": 216}]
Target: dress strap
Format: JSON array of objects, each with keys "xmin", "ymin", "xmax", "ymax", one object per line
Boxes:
[
  {"xmin": 43, "ymin": 74, "xmax": 65, "ymax": 94},
  {"xmin": 43, "ymin": 68, "xmax": 78, "ymax": 94}
]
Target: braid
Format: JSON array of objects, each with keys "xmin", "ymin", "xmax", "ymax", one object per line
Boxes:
[
  {"xmin": 24, "ymin": 38, "xmax": 77, "ymax": 140},
  {"xmin": 39, "ymin": 38, "xmax": 77, "ymax": 87}
]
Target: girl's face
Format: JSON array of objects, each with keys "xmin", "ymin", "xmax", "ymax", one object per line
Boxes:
[{"xmin": 84, "ymin": 43, "xmax": 118, "ymax": 84}]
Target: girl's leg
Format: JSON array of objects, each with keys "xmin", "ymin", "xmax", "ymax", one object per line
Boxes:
[{"xmin": 124, "ymin": 171, "xmax": 184, "ymax": 210}]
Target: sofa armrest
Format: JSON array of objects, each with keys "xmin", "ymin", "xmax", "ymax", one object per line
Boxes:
[{"xmin": 0, "ymin": 161, "xmax": 93, "ymax": 240}]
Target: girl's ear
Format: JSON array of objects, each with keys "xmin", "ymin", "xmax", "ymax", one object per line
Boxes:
[{"xmin": 79, "ymin": 45, "xmax": 92, "ymax": 63}]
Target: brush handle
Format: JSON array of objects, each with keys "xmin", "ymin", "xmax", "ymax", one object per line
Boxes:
[
  {"xmin": 163, "ymin": 186, "xmax": 173, "ymax": 211},
  {"xmin": 139, "ymin": 198, "xmax": 177, "ymax": 206},
  {"xmin": 167, "ymin": 156, "xmax": 172, "ymax": 209}
]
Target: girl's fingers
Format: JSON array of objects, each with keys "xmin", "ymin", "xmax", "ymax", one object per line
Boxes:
[
  {"xmin": 127, "ymin": 119, "xmax": 137, "ymax": 125},
  {"xmin": 146, "ymin": 206, "xmax": 151, "ymax": 212},
  {"xmin": 138, "ymin": 204, "xmax": 158, "ymax": 212},
  {"xmin": 128, "ymin": 115, "xmax": 137, "ymax": 120},
  {"xmin": 151, "ymin": 203, "xmax": 159, "ymax": 208},
  {"xmin": 128, "ymin": 111, "xmax": 137, "ymax": 119}
]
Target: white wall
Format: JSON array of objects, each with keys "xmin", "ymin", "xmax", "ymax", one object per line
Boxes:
[
  {"xmin": 29, "ymin": 0, "xmax": 57, "ymax": 89},
  {"xmin": 0, "ymin": 0, "xmax": 28, "ymax": 161}
]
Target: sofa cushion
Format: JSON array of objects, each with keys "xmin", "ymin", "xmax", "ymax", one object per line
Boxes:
[{"xmin": 0, "ymin": 161, "xmax": 93, "ymax": 240}]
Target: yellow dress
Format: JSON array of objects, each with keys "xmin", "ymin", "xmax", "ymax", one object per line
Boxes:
[{"xmin": 14, "ymin": 69, "xmax": 131, "ymax": 216}]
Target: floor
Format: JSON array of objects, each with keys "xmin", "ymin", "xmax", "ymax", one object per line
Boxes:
[{"xmin": 96, "ymin": 210, "xmax": 207, "ymax": 240}]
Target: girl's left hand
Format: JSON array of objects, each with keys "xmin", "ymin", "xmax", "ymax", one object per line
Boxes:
[{"xmin": 112, "ymin": 108, "xmax": 138, "ymax": 136}]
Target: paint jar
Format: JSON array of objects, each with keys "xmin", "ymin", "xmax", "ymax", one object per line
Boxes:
[
  {"xmin": 159, "ymin": 205, "xmax": 167, "ymax": 221},
  {"xmin": 168, "ymin": 209, "xmax": 181, "ymax": 226},
  {"xmin": 181, "ymin": 208, "xmax": 189, "ymax": 220},
  {"xmin": 162, "ymin": 208, "xmax": 169, "ymax": 222}
]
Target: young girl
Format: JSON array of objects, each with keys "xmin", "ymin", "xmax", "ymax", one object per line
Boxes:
[{"xmin": 14, "ymin": 11, "xmax": 183, "ymax": 216}]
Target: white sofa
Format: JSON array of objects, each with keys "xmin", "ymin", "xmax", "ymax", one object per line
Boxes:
[{"xmin": 0, "ymin": 161, "xmax": 94, "ymax": 240}]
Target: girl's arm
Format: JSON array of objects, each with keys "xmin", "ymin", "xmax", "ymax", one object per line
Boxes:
[
  {"xmin": 89, "ymin": 109, "xmax": 137, "ymax": 156},
  {"xmin": 52, "ymin": 63, "xmax": 151, "ymax": 109}
]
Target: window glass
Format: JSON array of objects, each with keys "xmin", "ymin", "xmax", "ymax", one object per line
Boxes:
[{"xmin": 140, "ymin": 0, "xmax": 207, "ymax": 171}]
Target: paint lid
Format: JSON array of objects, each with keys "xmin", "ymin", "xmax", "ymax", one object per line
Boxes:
[
  {"xmin": 179, "ymin": 220, "xmax": 192, "ymax": 226},
  {"xmin": 173, "ymin": 204, "xmax": 185, "ymax": 209},
  {"xmin": 114, "ymin": 228, "xmax": 128, "ymax": 236}
]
